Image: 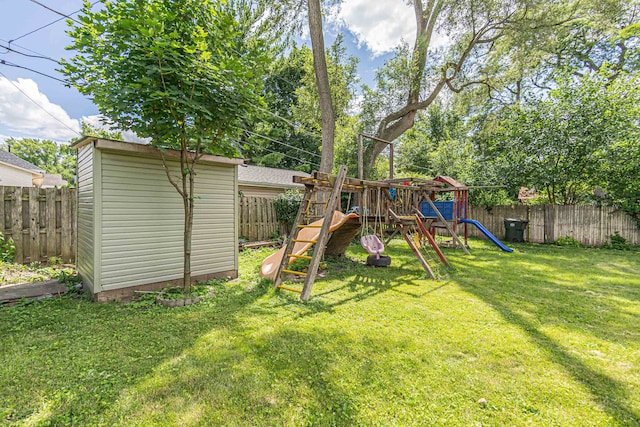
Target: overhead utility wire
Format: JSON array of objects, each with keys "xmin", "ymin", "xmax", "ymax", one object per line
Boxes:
[
  {"xmin": 8, "ymin": 0, "xmax": 102, "ymax": 44},
  {"xmin": 235, "ymin": 126, "xmax": 321, "ymax": 159},
  {"xmin": 0, "ymin": 59, "xmax": 68, "ymax": 84},
  {"xmin": 0, "ymin": 43, "xmax": 61, "ymax": 64},
  {"xmin": 0, "ymin": 70, "xmax": 80, "ymax": 136},
  {"xmin": 0, "ymin": 39, "xmax": 58, "ymax": 63},
  {"xmin": 30, "ymin": 0, "xmax": 83, "ymax": 26},
  {"xmin": 236, "ymin": 139, "xmax": 320, "ymax": 168},
  {"xmin": 252, "ymin": 104, "xmax": 322, "ymax": 140}
]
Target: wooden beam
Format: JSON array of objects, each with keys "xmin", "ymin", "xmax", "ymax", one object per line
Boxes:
[{"xmin": 300, "ymin": 165, "xmax": 347, "ymax": 302}]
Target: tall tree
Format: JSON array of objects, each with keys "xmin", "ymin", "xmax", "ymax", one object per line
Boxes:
[
  {"xmin": 307, "ymin": 0, "xmax": 335, "ymax": 172},
  {"xmin": 63, "ymin": 0, "xmax": 265, "ymax": 290},
  {"xmin": 359, "ymin": 0, "xmax": 577, "ymax": 178},
  {"xmin": 480, "ymin": 71, "xmax": 640, "ymax": 205}
]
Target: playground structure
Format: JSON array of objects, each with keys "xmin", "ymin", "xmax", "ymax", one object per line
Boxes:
[
  {"xmin": 260, "ymin": 166, "xmax": 463, "ymax": 301},
  {"xmin": 419, "ymin": 176, "xmax": 513, "ymax": 253},
  {"xmin": 260, "ymin": 136, "xmax": 512, "ymax": 302}
]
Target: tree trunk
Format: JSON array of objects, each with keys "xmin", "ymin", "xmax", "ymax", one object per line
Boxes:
[{"xmin": 308, "ymin": 0, "xmax": 335, "ymax": 173}]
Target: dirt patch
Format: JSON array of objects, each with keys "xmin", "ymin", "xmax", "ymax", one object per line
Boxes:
[{"xmin": 0, "ymin": 263, "xmax": 76, "ymax": 287}]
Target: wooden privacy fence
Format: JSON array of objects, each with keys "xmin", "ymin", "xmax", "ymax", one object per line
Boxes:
[
  {"xmin": 0, "ymin": 187, "xmax": 76, "ymax": 264},
  {"xmin": 466, "ymin": 204, "xmax": 640, "ymax": 246},
  {"xmin": 238, "ymin": 196, "xmax": 280, "ymax": 242},
  {"xmin": 4, "ymin": 186, "xmax": 638, "ymax": 265}
]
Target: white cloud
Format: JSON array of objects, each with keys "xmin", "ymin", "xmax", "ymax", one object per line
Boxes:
[
  {"xmin": 332, "ymin": 0, "xmax": 449, "ymax": 57},
  {"xmin": 0, "ymin": 77, "xmax": 80, "ymax": 141},
  {"xmin": 334, "ymin": 0, "xmax": 415, "ymax": 56}
]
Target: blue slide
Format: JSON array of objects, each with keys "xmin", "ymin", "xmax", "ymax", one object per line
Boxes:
[{"xmin": 460, "ymin": 218, "xmax": 514, "ymax": 253}]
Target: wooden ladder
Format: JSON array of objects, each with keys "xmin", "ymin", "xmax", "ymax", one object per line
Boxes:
[{"xmin": 273, "ymin": 166, "xmax": 347, "ymax": 302}]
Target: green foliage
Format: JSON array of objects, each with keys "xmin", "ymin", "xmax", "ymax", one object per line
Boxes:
[
  {"xmin": 554, "ymin": 236, "xmax": 583, "ymax": 247},
  {"xmin": 273, "ymin": 190, "xmax": 303, "ymax": 232},
  {"xmin": 470, "ymin": 189, "xmax": 514, "ymax": 211},
  {"xmin": 0, "ymin": 231, "xmax": 15, "ymax": 263},
  {"xmin": 63, "ymin": 0, "xmax": 266, "ymax": 156},
  {"xmin": 479, "ymin": 71, "xmax": 640, "ymax": 207},
  {"xmin": 80, "ymin": 120, "xmax": 123, "ymax": 140},
  {"xmin": 0, "ymin": 138, "xmax": 75, "ymax": 184},
  {"xmin": 601, "ymin": 232, "xmax": 639, "ymax": 251},
  {"xmin": 0, "ymin": 260, "xmax": 77, "ymax": 286},
  {"xmin": 240, "ymin": 36, "xmax": 359, "ymax": 172}
]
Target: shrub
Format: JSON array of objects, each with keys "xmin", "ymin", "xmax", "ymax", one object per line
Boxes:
[
  {"xmin": 273, "ymin": 190, "xmax": 303, "ymax": 235},
  {"xmin": 555, "ymin": 236, "xmax": 582, "ymax": 247},
  {"xmin": 0, "ymin": 231, "xmax": 15, "ymax": 263},
  {"xmin": 601, "ymin": 232, "xmax": 638, "ymax": 251}
]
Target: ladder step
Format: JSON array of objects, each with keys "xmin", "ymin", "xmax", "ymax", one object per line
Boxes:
[
  {"xmin": 292, "ymin": 239, "xmax": 316, "ymax": 243},
  {"xmin": 277, "ymin": 285, "xmax": 302, "ymax": 293},
  {"xmin": 282, "ymin": 269, "xmax": 307, "ymax": 277},
  {"xmin": 288, "ymin": 254, "xmax": 312, "ymax": 260},
  {"xmin": 297, "ymin": 224, "xmax": 323, "ymax": 228}
]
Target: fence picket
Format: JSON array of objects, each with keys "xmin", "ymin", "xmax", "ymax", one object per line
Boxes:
[{"xmin": 0, "ymin": 187, "xmax": 75, "ymax": 264}]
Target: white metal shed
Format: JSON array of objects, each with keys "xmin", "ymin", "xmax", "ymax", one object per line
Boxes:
[{"xmin": 72, "ymin": 137, "xmax": 243, "ymax": 301}]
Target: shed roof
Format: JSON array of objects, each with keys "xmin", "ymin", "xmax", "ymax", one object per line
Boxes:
[
  {"xmin": 71, "ymin": 136, "xmax": 244, "ymax": 166},
  {"xmin": 238, "ymin": 164, "xmax": 309, "ymax": 189},
  {"xmin": 0, "ymin": 149, "xmax": 44, "ymax": 174}
]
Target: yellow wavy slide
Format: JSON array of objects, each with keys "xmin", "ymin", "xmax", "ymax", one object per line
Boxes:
[{"xmin": 260, "ymin": 211, "xmax": 358, "ymax": 281}]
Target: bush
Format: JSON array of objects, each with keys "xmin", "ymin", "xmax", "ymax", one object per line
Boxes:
[
  {"xmin": 0, "ymin": 231, "xmax": 15, "ymax": 263},
  {"xmin": 601, "ymin": 232, "xmax": 638, "ymax": 251},
  {"xmin": 273, "ymin": 190, "xmax": 303, "ymax": 235},
  {"xmin": 555, "ymin": 236, "xmax": 582, "ymax": 247}
]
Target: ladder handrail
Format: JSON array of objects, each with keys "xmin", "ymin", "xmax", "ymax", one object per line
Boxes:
[
  {"xmin": 299, "ymin": 166, "xmax": 348, "ymax": 302},
  {"xmin": 273, "ymin": 189, "xmax": 314, "ymax": 288}
]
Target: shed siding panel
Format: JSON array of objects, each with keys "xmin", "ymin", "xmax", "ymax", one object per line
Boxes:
[
  {"xmin": 99, "ymin": 152, "xmax": 236, "ymax": 290},
  {"xmin": 76, "ymin": 144, "xmax": 95, "ymax": 292}
]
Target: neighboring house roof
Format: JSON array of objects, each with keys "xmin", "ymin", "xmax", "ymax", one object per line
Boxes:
[
  {"xmin": 42, "ymin": 174, "xmax": 68, "ymax": 188},
  {"xmin": 238, "ymin": 164, "xmax": 310, "ymax": 189},
  {"xmin": 0, "ymin": 149, "xmax": 44, "ymax": 174}
]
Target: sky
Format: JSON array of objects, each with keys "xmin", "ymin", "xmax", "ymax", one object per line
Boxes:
[{"xmin": 0, "ymin": 0, "xmax": 420, "ymax": 145}]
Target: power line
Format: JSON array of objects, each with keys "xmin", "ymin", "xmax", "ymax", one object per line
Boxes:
[
  {"xmin": 0, "ymin": 71, "xmax": 80, "ymax": 137},
  {"xmin": 30, "ymin": 0, "xmax": 82, "ymax": 26},
  {"xmin": 0, "ymin": 43, "xmax": 61, "ymax": 64},
  {"xmin": 8, "ymin": 16, "xmax": 67, "ymax": 44},
  {"xmin": 235, "ymin": 126, "xmax": 321, "ymax": 159},
  {"xmin": 0, "ymin": 59, "xmax": 68, "ymax": 84},
  {"xmin": 8, "ymin": 0, "xmax": 102, "ymax": 44},
  {"xmin": 0, "ymin": 39, "xmax": 58, "ymax": 63},
  {"xmin": 252, "ymin": 104, "xmax": 322, "ymax": 140},
  {"xmin": 234, "ymin": 139, "xmax": 319, "ymax": 168}
]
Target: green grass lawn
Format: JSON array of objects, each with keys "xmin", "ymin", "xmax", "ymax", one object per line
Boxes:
[{"xmin": 1, "ymin": 239, "xmax": 639, "ymax": 426}]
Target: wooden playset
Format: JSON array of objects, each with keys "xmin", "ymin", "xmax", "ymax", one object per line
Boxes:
[{"xmin": 259, "ymin": 165, "xmax": 478, "ymax": 302}]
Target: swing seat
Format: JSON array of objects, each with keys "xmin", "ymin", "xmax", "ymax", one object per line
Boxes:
[{"xmin": 361, "ymin": 235, "xmax": 385, "ymax": 259}]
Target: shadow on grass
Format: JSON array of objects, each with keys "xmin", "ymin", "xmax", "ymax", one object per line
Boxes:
[
  {"xmin": 0, "ymin": 282, "xmax": 269, "ymax": 426},
  {"xmin": 102, "ymin": 327, "xmax": 363, "ymax": 425},
  {"xmin": 272, "ymin": 251, "xmax": 450, "ymax": 316},
  {"xmin": 454, "ymin": 248, "xmax": 640, "ymax": 425}
]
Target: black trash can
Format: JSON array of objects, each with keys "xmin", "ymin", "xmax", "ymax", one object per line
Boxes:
[{"xmin": 504, "ymin": 218, "xmax": 528, "ymax": 242}]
